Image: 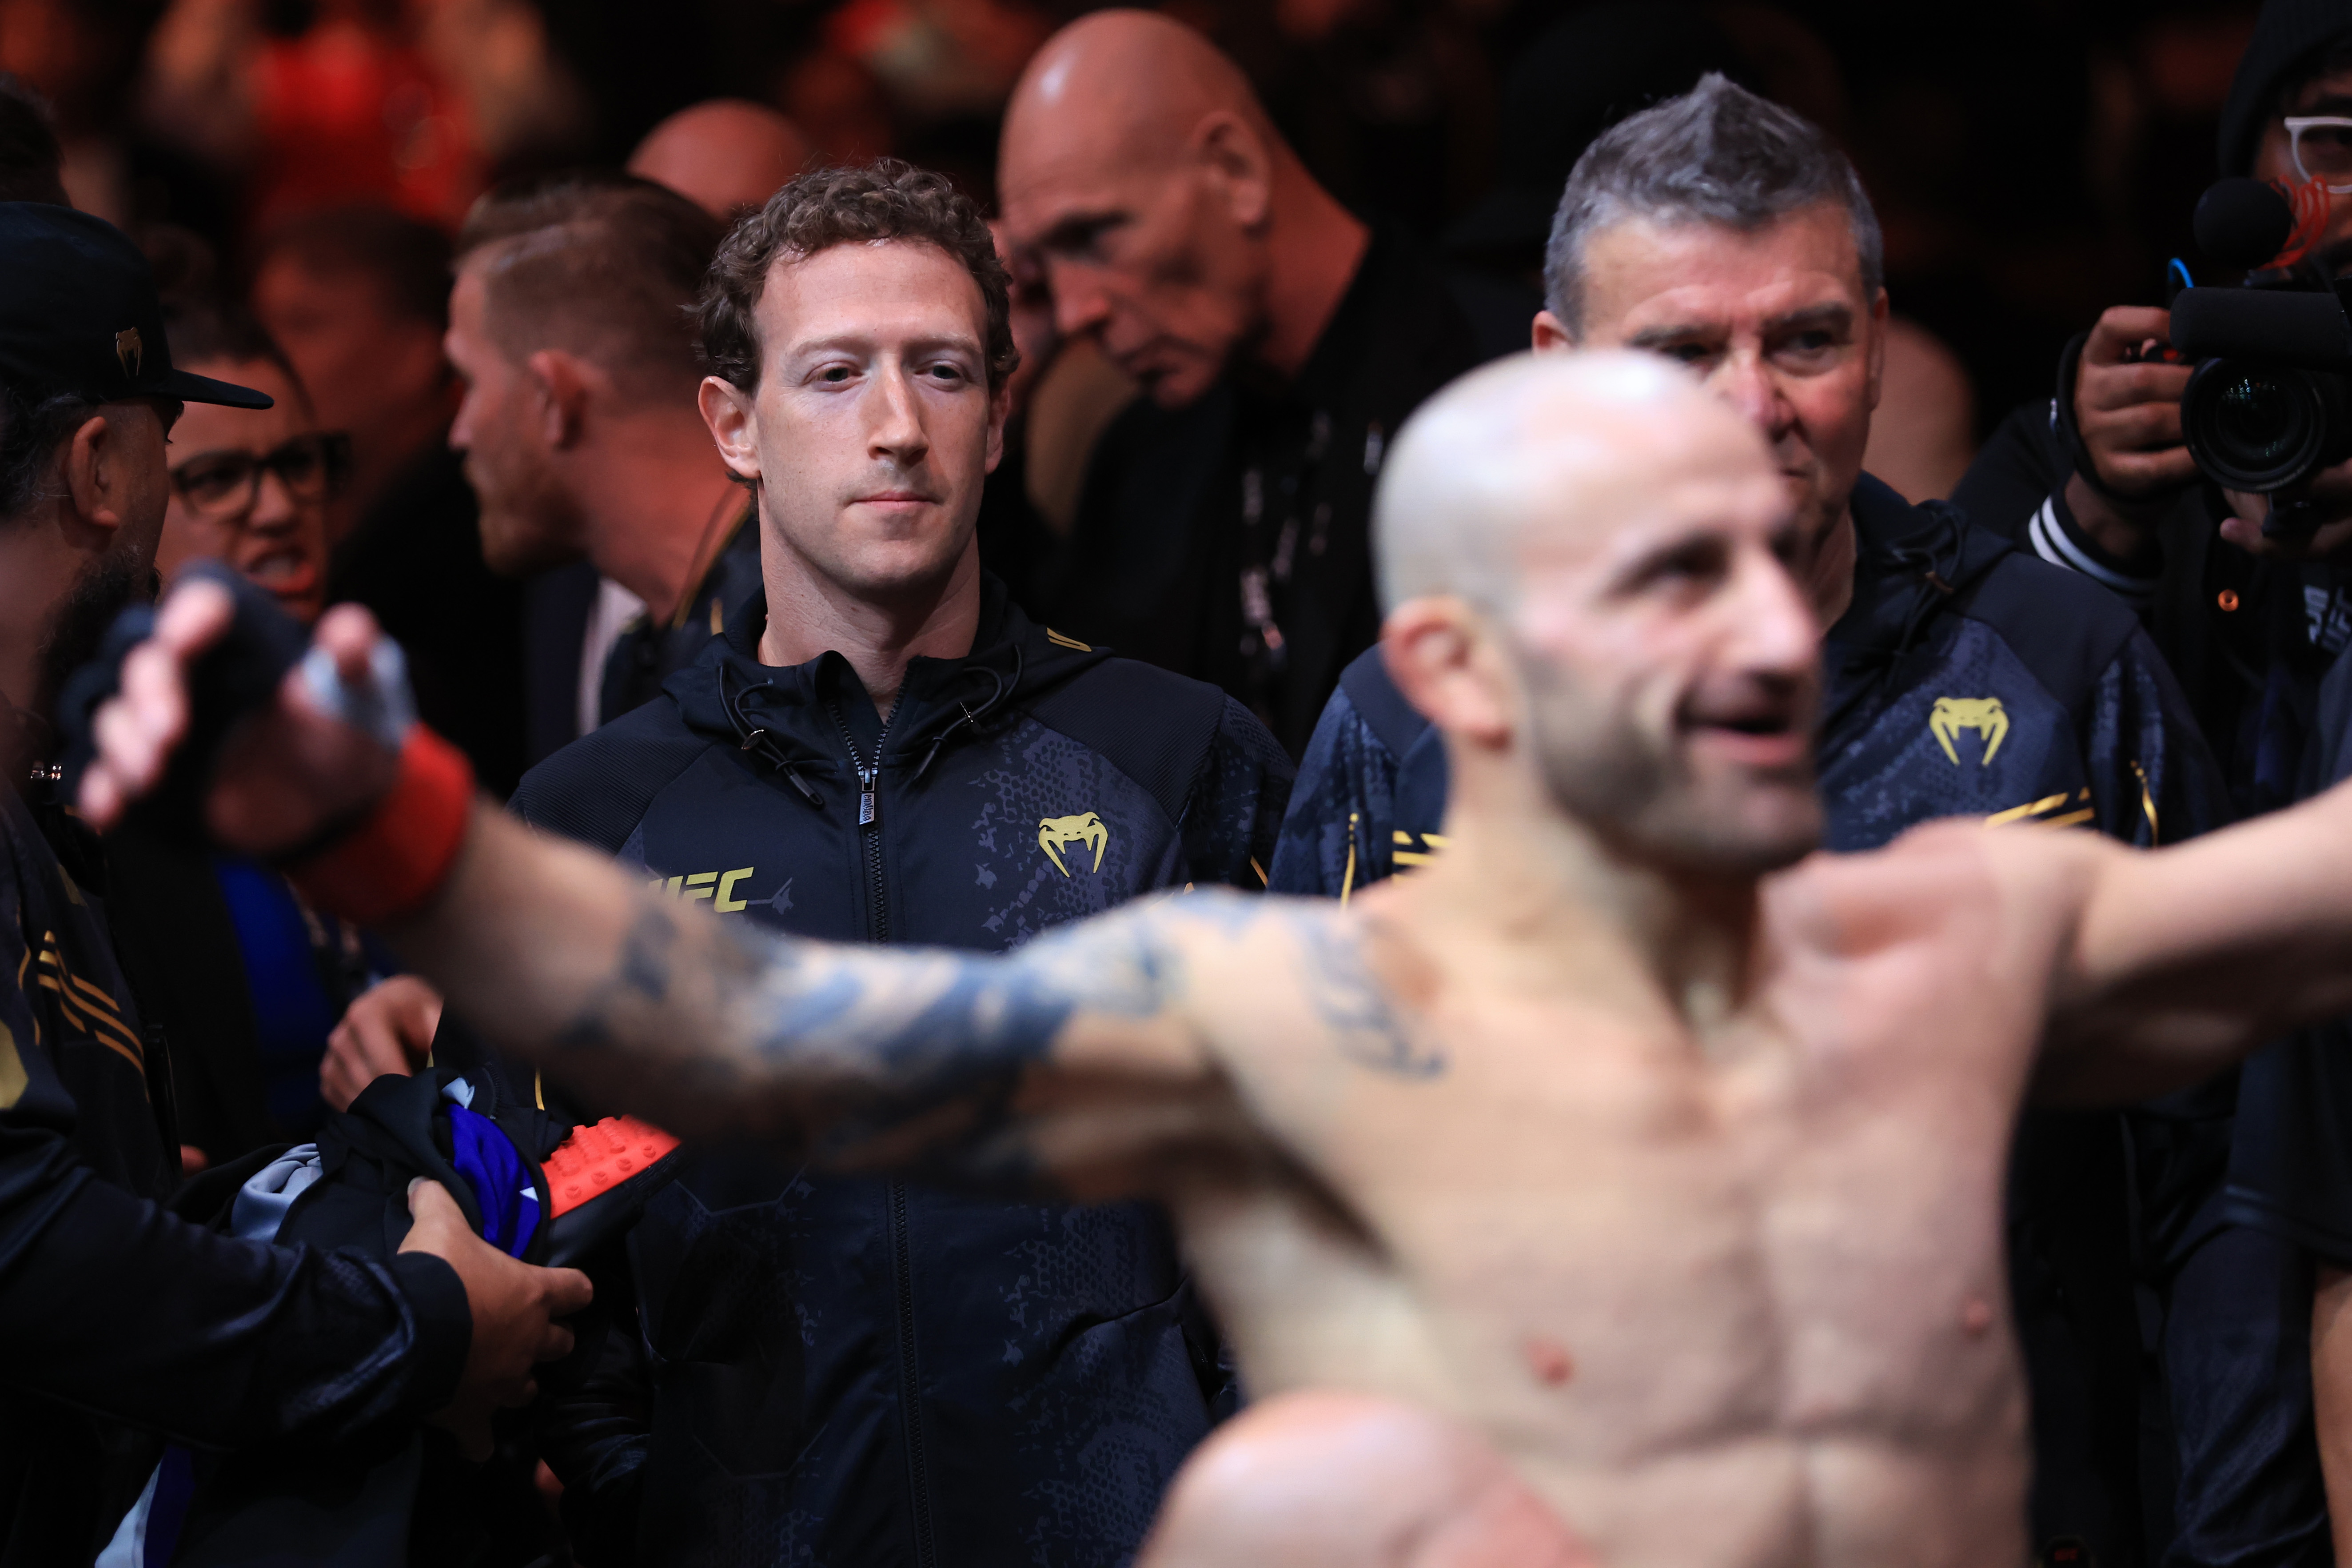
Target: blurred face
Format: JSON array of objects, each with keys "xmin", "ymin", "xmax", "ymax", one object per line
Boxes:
[
  {"xmin": 444, "ymin": 263, "xmax": 581, "ymax": 575},
  {"xmin": 2253, "ymin": 64, "xmax": 2352, "ymax": 264},
  {"xmin": 155, "ymin": 359, "xmax": 332, "ymax": 623},
  {"xmin": 703, "ymin": 239, "xmax": 1006, "ymax": 606},
  {"xmin": 999, "ymin": 145, "xmax": 1267, "ymax": 408},
  {"xmin": 1543, "ymin": 203, "xmax": 1886, "ymax": 555},
  {"xmin": 1503, "ymin": 414, "xmax": 1823, "ymax": 875},
  {"xmin": 251, "ymin": 255, "xmax": 447, "ymax": 466}
]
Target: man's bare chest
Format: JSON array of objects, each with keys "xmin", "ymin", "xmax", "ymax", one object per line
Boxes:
[{"xmin": 1193, "ymin": 920, "xmax": 2047, "ymax": 1457}]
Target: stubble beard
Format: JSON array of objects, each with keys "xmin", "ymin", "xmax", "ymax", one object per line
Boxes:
[{"xmin": 35, "ymin": 550, "xmax": 154, "ymax": 727}]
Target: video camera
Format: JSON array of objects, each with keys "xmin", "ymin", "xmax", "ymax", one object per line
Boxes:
[{"xmin": 2172, "ymin": 178, "xmax": 2352, "ymax": 529}]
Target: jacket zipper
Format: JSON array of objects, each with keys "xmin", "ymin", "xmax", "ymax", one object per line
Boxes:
[{"xmin": 830, "ymin": 698, "xmax": 937, "ymax": 1567}]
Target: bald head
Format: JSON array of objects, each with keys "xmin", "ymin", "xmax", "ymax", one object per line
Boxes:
[
  {"xmin": 1377, "ymin": 351, "xmax": 1774, "ymax": 612},
  {"xmin": 1003, "ymin": 10, "xmax": 1273, "ymax": 182},
  {"xmin": 629, "ymin": 100, "xmax": 812, "ymax": 220},
  {"xmin": 1377, "ymin": 349, "xmax": 1820, "ymax": 876},
  {"xmin": 996, "ymin": 9, "xmax": 1366, "ymax": 407}
]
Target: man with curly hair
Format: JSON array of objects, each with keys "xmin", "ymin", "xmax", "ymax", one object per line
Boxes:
[{"xmin": 487, "ymin": 161, "xmax": 1292, "ymax": 1566}]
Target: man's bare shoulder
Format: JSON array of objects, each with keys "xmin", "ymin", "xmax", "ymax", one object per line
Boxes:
[
  {"xmin": 1767, "ymin": 817, "xmax": 2105, "ymax": 963},
  {"xmin": 1147, "ymin": 888, "xmax": 1447, "ymax": 1082}
]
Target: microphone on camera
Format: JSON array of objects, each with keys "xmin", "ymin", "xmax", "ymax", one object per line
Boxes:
[{"xmin": 2195, "ymin": 178, "xmax": 2298, "ymax": 271}]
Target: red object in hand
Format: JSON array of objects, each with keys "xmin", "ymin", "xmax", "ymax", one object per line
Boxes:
[
  {"xmin": 542, "ymin": 1117, "xmax": 683, "ymax": 1218},
  {"xmin": 285, "ymin": 726, "xmax": 475, "ymax": 927}
]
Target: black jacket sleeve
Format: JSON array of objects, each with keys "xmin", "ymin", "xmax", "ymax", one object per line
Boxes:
[
  {"xmin": 1177, "ymin": 695, "xmax": 1296, "ymax": 890},
  {"xmin": 0, "ymin": 869, "xmax": 469, "ymax": 1454},
  {"xmin": 1266, "ymin": 680, "xmax": 1399, "ymax": 898}
]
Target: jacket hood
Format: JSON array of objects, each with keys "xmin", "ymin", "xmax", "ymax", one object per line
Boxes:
[
  {"xmin": 1821, "ymin": 472, "xmax": 2012, "ymax": 735},
  {"xmin": 664, "ymin": 571, "xmax": 1110, "ymax": 794}
]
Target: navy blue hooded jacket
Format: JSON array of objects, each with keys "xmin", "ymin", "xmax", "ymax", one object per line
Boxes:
[
  {"xmin": 509, "ymin": 575, "xmax": 1292, "ymax": 1567},
  {"xmin": 1267, "ymin": 475, "xmax": 2231, "ymax": 1562},
  {"xmin": 1270, "ymin": 475, "xmax": 2222, "ymax": 890}
]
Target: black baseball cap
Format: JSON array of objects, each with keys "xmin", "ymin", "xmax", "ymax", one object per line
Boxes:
[{"xmin": 0, "ymin": 201, "xmax": 270, "ymax": 410}]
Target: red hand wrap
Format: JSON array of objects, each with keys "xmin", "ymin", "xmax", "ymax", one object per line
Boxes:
[{"xmin": 286, "ymin": 726, "xmax": 475, "ymax": 926}]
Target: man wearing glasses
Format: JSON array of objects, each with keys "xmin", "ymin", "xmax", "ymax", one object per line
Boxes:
[
  {"xmin": 0, "ymin": 202, "xmax": 589, "ymax": 1563},
  {"xmin": 1950, "ymin": 5, "xmax": 2352, "ymax": 1561}
]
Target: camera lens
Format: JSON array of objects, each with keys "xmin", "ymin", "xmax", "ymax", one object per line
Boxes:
[
  {"xmin": 2183, "ymin": 359, "xmax": 2345, "ymax": 491},
  {"xmin": 2212, "ymin": 372, "xmax": 2311, "ymax": 467}
]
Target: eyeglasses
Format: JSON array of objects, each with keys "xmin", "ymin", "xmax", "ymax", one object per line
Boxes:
[
  {"xmin": 167, "ymin": 432, "xmax": 351, "ymax": 520},
  {"xmin": 2286, "ymin": 117, "xmax": 2352, "ymax": 194}
]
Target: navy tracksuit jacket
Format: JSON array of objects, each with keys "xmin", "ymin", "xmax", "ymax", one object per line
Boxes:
[
  {"xmin": 510, "ymin": 575, "xmax": 1292, "ymax": 1568},
  {"xmin": 1268, "ymin": 474, "xmax": 2233, "ymax": 1567}
]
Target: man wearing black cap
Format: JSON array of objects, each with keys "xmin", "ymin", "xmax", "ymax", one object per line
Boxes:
[{"xmin": 0, "ymin": 201, "xmax": 588, "ymax": 1564}]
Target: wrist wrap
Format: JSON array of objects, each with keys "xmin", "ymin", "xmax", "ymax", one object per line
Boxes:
[{"xmin": 284, "ymin": 726, "xmax": 475, "ymax": 926}]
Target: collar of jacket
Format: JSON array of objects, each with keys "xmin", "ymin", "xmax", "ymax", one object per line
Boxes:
[
  {"xmin": 1819, "ymin": 473, "xmax": 2012, "ymax": 738},
  {"xmin": 663, "ymin": 570, "xmax": 1110, "ymax": 775}
]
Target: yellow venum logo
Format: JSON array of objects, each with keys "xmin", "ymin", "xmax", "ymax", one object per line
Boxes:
[
  {"xmin": 114, "ymin": 327, "xmax": 141, "ymax": 376},
  {"xmin": 1038, "ymin": 812, "xmax": 1108, "ymax": 875},
  {"xmin": 1929, "ymin": 697, "xmax": 2009, "ymax": 766}
]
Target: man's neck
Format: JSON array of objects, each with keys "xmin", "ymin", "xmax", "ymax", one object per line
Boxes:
[
  {"xmin": 1403, "ymin": 755, "xmax": 1760, "ymax": 1037},
  {"xmin": 757, "ymin": 531, "xmax": 984, "ymax": 722},
  {"xmin": 1250, "ymin": 166, "xmax": 1371, "ymax": 382},
  {"xmin": 1805, "ymin": 501, "xmax": 1858, "ymax": 629},
  {"xmin": 577, "ymin": 409, "xmax": 745, "ymax": 624}
]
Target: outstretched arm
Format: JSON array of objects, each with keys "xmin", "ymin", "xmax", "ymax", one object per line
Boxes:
[
  {"xmin": 2032, "ymin": 776, "xmax": 2352, "ymax": 1102},
  {"xmin": 80, "ymin": 583, "xmax": 1246, "ymax": 1200}
]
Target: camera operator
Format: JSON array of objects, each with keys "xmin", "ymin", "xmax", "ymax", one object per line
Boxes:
[{"xmin": 1949, "ymin": 5, "xmax": 2352, "ymax": 1560}]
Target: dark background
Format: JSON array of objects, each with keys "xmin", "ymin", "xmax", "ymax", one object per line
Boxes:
[{"xmin": 0, "ymin": 0, "xmax": 2269, "ymax": 438}]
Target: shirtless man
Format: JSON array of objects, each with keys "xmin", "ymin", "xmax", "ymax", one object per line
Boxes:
[{"xmin": 79, "ymin": 349, "xmax": 2352, "ymax": 1567}]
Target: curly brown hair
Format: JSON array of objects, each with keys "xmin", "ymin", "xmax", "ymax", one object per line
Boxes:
[{"xmin": 697, "ymin": 159, "xmax": 1017, "ymax": 394}]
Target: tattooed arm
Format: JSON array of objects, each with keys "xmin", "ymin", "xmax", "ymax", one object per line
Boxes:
[{"xmin": 387, "ymin": 806, "xmax": 1252, "ymax": 1198}]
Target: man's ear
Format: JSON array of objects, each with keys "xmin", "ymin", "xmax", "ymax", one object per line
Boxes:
[
  {"xmin": 1864, "ymin": 287, "xmax": 1890, "ymax": 415},
  {"xmin": 982, "ymin": 382, "xmax": 1010, "ymax": 475},
  {"xmin": 60, "ymin": 410, "xmax": 144, "ymax": 539},
  {"xmin": 525, "ymin": 350, "xmax": 594, "ymax": 451},
  {"xmin": 1195, "ymin": 111, "xmax": 1273, "ymax": 231},
  {"xmin": 1380, "ymin": 595, "xmax": 1514, "ymax": 750},
  {"xmin": 699, "ymin": 375, "xmax": 762, "ymax": 483},
  {"xmin": 1531, "ymin": 310, "xmax": 1576, "ymax": 353}
]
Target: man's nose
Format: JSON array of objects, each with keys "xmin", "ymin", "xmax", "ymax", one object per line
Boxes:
[
  {"xmin": 867, "ymin": 363, "xmax": 929, "ymax": 461},
  {"xmin": 1048, "ymin": 261, "xmax": 1112, "ymax": 341},
  {"xmin": 1711, "ymin": 352, "xmax": 1797, "ymax": 445},
  {"xmin": 1730, "ymin": 549, "xmax": 1821, "ymax": 671},
  {"xmin": 247, "ymin": 466, "xmax": 302, "ymax": 533}
]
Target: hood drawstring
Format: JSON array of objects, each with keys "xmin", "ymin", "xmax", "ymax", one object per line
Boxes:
[
  {"xmin": 1823, "ymin": 501, "xmax": 1974, "ymax": 741},
  {"xmin": 720, "ymin": 664, "xmax": 825, "ymax": 807},
  {"xmin": 909, "ymin": 646, "xmax": 1020, "ymax": 786}
]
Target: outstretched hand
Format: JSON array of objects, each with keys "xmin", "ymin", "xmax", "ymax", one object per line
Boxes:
[
  {"xmin": 398, "ymin": 1179, "xmax": 592, "ymax": 1461},
  {"xmin": 77, "ymin": 581, "xmax": 399, "ymax": 854}
]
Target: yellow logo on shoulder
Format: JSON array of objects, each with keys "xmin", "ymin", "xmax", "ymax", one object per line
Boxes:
[
  {"xmin": 1038, "ymin": 812, "xmax": 1108, "ymax": 875},
  {"xmin": 1929, "ymin": 696, "xmax": 2008, "ymax": 766},
  {"xmin": 650, "ymin": 867, "xmax": 757, "ymax": 912}
]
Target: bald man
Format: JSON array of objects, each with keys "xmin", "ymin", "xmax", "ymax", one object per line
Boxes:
[
  {"xmin": 84, "ymin": 349, "xmax": 2352, "ymax": 1566},
  {"xmin": 627, "ymin": 99, "xmax": 812, "ymax": 219},
  {"xmin": 996, "ymin": 9, "xmax": 1486, "ymax": 755}
]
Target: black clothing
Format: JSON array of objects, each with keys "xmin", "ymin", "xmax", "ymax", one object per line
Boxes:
[
  {"xmin": 1272, "ymin": 476, "xmax": 2234, "ymax": 1568},
  {"xmin": 596, "ymin": 506, "xmax": 763, "ymax": 725},
  {"xmin": 1039, "ymin": 222, "xmax": 1486, "ymax": 756},
  {"xmin": 516, "ymin": 507, "xmax": 764, "ymax": 778},
  {"xmin": 1952, "ymin": 399, "xmax": 2352, "ymax": 821},
  {"xmin": 2219, "ymin": 0, "xmax": 2352, "ymax": 177},
  {"xmin": 329, "ymin": 444, "xmax": 530, "ymax": 798},
  {"xmin": 0, "ymin": 758, "xmax": 470, "ymax": 1567},
  {"xmin": 513, "ymin": 576, "xmax": 1292, "ymax": 1567}
]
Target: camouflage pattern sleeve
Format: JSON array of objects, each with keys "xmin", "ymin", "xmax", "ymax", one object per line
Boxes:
[
  {"xmin": 1179, "ymin": 696, "xmax": 1297, "ymax": 891},
  {"xmin": 2083, "ymin": 624, "xmax": 2230, "ymax": 849},
  {"xmin": 1267, "ymin": 684, "xmax": 1402, "ymax": 898}
]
